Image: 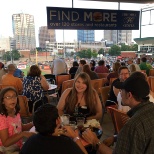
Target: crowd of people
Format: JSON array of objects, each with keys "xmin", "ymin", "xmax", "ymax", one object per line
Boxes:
[{"xmin": 0, "ymin": 56, "xmax": 153, "ymax": 153}]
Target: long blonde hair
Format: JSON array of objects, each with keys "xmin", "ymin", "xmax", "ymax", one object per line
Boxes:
[{"xmin": 65, "ymin": 72, "xmax": 97, "ymax": 115}]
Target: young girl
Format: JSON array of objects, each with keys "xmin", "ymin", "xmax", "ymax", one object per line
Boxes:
[{"xmin": 0, "ymin": 87, "xmax": 34, "ymax": 154}]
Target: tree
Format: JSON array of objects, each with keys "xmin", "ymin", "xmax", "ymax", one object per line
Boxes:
[
  {"xmin": 131, "ymin": 44, "xmax": 138, "ymax": 51},
  {"xmin": 2, "ymin": 50, "xmax": 20, "ymax": 61},
  {"xmin": 108, "ymin": 45, "xmax": 121, "ymax": 56},
  {"xmin": 98, "ymin": 48, "xmax": 104, "ymax": 55},
  {"xmin": 120, "ymin": 44, "xmax": 131, "ymax": 51}
]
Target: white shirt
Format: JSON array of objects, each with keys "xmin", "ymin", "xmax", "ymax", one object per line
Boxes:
[
  {"xmin": 50, "ymin": 59, "xmax": 67, "ymax": 75},
  {"xmin": 117, "ymin": 92, "xmax": 130, "ymax": 112}
]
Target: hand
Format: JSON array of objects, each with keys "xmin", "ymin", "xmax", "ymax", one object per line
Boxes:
[
  {"xmin": 60, "ymin": 125, "xmax": 78, "ymax": 138},
  {"xmin": 82, "ymin": 128, "xmax": 99, "ymax": 146},
  {"xmin": 103, "ymin": 136, "xmax": 114, "ymax": 147},
  {"xmin": 22, "ymin": 131, "xmax": 36, "ymax": 138}
]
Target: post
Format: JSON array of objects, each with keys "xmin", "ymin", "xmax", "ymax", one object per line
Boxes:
[
  {"xmin": 117, "ymin": 2, "xmax": 120, "ymax": 44},
  {"xmin": 140, "ymin": 9, "xmax": 142, "ymax": 38},
  {"xmin": 35, "ymin": 48, "xmax": 38, "ymax": 65},
  {"xmin": 63, "ymin": 29, "xmax": 65, "ymax": 58}
]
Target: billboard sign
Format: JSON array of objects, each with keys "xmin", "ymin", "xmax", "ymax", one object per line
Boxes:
[{"xmin": 47, "ymin": 7, "xmax": 140, "ymax": 30}]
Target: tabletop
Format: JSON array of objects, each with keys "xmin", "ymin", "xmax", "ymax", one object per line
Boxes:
[{"xmin": 48, "ymin": 84, "xmax": 57, "ymax": 91}]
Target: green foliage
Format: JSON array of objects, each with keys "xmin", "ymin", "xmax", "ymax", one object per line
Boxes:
[
  {"xmin": 130, "ymin": 44, "xmax": 138, "ymax": 51},
  {"xmin": 108, "ymin": 44, "xmax": 138, "ymax": 56},
  {"xmin": 2, "ymin": 50, "xmax": 20, "ymax": 61},
  {"xmin": 121, "ymin": 44, "xmax": 131, "ymax": 51},
  {"xmin": 76, "ymin": 49, "xmax": 96, "ymax": 59},
  {"xmin": 108, "ymin": 45, "xmax": 121, "ymax": 56},
  {"xmin": 98, "ymin": 48, "xmax": 104, "ymax": 55}
]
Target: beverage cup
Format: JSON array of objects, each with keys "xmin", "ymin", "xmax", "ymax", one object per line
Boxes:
[
  {"xmin": 69, "ymin": 121, "xmax": 76, "ymax": 130},
  {"xmin": 76, "ymin": 117, "xmax": 85, "ymax": 131},
  {"xmin": 60, "ymin": 114, "xmax": 70, "ymax": 126}
]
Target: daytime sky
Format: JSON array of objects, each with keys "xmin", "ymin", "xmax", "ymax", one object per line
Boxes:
[{"xmin": 0, "ymin": 0, "xmax": 153, "ymax": 46}]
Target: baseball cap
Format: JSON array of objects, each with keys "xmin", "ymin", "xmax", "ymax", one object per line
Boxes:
[{"xmin": 114, "ymin": 76, "xmax": 150, "ymax": 98}]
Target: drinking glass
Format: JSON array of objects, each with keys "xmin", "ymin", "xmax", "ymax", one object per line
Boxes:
[
  {"xmin": 60, "ymin": 114, "xmax": 70, "ymax": 126},
  {"xmin": 69, "ymin": 121, "xmax": 76, "ymax": 130},
  {"xmin": 76, "ymin": 117, "xmax": 85, "ymax": 131}
]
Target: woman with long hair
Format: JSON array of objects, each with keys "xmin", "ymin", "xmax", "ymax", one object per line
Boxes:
[
  {"xmin": 82, "ymin": 64, "xmax": 98, "ymax": 80},
  {"xmin": 57, "ymin": 72, "xmax": 102, "ymax": 120}
]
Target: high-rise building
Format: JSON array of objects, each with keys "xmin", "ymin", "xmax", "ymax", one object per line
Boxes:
[
  {"xmin": 38, "ymin": 26, "xmax": 56, "ymax": 49},
  {"xmin": 104, "ymin": 30, "xmax": 132, "ymax": 45},
  {"xmin": 77, "ymin": 30, "xmax": 95, "ymax": 43},
  {"xmin": 12, "ymin": 13, "xmax": 36, "ymax": 50}
]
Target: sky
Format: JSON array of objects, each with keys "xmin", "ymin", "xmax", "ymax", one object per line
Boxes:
[{"xmin": 0, "ymin": 0, "xmax": 154, "ymax": 46}]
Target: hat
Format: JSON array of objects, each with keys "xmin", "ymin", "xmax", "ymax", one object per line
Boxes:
[{"xmin": 114, "ymin": 76, "xmax": 150, "ymax": 98}]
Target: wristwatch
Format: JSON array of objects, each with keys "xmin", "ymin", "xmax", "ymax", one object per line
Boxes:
[{"xmin": 95, "ymin": 140, "xmax": 102, "ymax": 150}]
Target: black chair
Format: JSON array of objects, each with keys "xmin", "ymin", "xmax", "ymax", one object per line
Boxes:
[{"xmin": 44, "ymin": 74, "xmax": 56, "ymax": 84}]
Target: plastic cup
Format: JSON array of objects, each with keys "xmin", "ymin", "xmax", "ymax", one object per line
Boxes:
[
  {"xmin": 60, "ymin": 114, "xmax": 70, "ymax": 126},
  {"xmin": 69, "ymin": 121, "xmax": 76, "ymax": 130},
  {"xmin": 76, "ymin": 117, "xmax": 85, "ymax": 131}
]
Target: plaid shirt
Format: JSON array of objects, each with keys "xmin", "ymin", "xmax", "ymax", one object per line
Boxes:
[{"xmin": 113, "ymin": 101, "xmax": 154, "ymax": 154}]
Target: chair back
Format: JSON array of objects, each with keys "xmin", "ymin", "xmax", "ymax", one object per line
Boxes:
[
  {"xmin": 91, "ymin": 79, "xmax": 104, "ymax": 95},
  {"xmin": 148, "ymin": 76, "xmax": 154, "ymax": 92},
  {"xmin": 56, "ymin": 74, "xmax": 71, "ymax": 89},
  {"xmin": 99, "ymin": 86, "xmax": 111, "ymax": 107},
  {"xmin": 61, "ymin": 79, "xmax": 74, "ymax": 94},
  {"xmin": 18, "ymin": 95, "xmax": 32, "ymax": 120},
  {"xmin": 44, "ymin": 74, "xmax": 56, "ymax": 84},
  {"xmin": 97, "ymin": 73, "xmax": 109, "ymax": 79},
  {"xmin": 110, "ymin": 78, "xmax": 117, "ymax": 85},
  {"xmin": 149, "ymin": 69, "xmax": 154, "ymax": 76},
  {"xmin": 107, "ymin": 107, "xmax": 129, "ymax": 134}
]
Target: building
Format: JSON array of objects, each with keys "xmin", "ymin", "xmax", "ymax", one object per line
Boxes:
[
  {"xmin": 45, "ymin": 41, "xmax": 106, "ymax": 53},
  {"xmin": 104, "ymin": 30, "xmax": 132, "ymax": 45},
  {"xmin": 39, "ymin": 26, "xmax": 56, "ymax": 49},
  {"xmin": 77, "ymin": 30, "xmax": 95, "ymax": 43},
  {"xmin": 12, "ymin": 13, "xmax": 36, "ymax": 50}
]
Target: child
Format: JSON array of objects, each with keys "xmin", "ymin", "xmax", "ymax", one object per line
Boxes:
[{"xmin": 0, "ymin": 87, "xmax": 35, "ymax": 154}]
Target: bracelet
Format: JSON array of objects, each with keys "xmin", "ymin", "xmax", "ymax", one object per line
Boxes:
[
  {"xmin": 95, "ymin": 140, "xmax": 102, "ymax": 150},
  {"xmin": 73, "ymin": 136, "xmax": 80, "ymax": 142}
]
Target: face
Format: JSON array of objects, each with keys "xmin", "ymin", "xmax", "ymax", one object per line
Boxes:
[
  {"xmin": 120, "ymin": 89, "xmax": 129, "ymax": 106},
  {"xmin": 79, "ymin": 62, "xmax": 83, "ymax": 67},
  {"xmin": 119, "ymin": 69, "xmax": 130, "ymax": 82},
  {"xmin": 75, "ymin": 77, "xmax": 87, "ymax": 94},
  {"xmin": 3, "ymin": 90, "xmax": 17, "ymax": 110}
]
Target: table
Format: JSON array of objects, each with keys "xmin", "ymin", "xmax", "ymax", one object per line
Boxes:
[{"xmin": 48, "ymin": 84, "xmax": 57, "ymax": 91}]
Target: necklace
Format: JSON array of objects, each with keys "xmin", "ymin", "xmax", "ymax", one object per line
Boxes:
[{"xmin": 75, "ymin": 93, "xmax": 84, "ymax": 114}]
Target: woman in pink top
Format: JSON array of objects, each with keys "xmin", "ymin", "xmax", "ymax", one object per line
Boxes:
[{"xmin": 0, "ymin": 87, "xmax": 34, "ymax": 153}]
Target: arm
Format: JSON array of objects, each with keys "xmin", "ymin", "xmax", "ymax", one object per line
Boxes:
[
  {"xmin": 82, "ymin": 129, "xmax": 113, "ymax": 154},
  {"xmin": 61, "ymin": 126, "xmax": 87, "ymax": 154},
  {"xmin": 17, "ymin": 78, "xmax": 23, "ymax": 94},
  {"xmin": 40, "ymin": 75, "xmax": 49, "ymax": 91},
  {"xmin": 57, "ymin": 88, "xmax": 71, "ymax": 115},
  {"xmin": 0, "ymin": 128, "xmax": 34, "ymax": 147},
  {"xmin": 87, "ymin": 91, "xmax": 102, "ymax": 121},
  {"xmin": 22, "ymin": 122, "xmax": 33, "ymax": 131}
]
